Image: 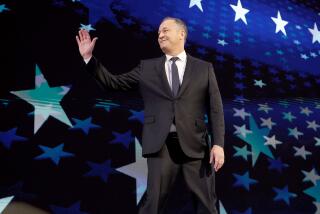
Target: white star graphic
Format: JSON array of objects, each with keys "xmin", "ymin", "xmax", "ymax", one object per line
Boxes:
[
  {"xmin": 288, "ymin": 127, "xmax": 303, "ymax": 140},
  {"xmin": 233, "ymin": 108, "xmax": 251, "ymax": 120},
  {"xmin": 230, "ymin": 0, "xmax": 250, "ymax": 25},
  {"xmin": 293, "ymin": 146, "xmax": 311, "ymax": 160},
  {"xmin": 233, "ymin": 124, "xmax": 252, "ymax": 138},
  {"xmin": 308, "ymin": 23, "xmax": 320, "ymax": 44},
  {"xmin": 218, "ymin": 39, "xmax": 228, "ymax": 46},
  {"xmin": 306, "ymin": 120, "xmax": 320, "ymax": 131},
  {"xmin": 271, "ymin": 11, "xmax": 288, "ymax": 36},
  {"xmin": 300, "ymin": 107, "xmax": 313, "ymax": 116},
  {"xmin": 264, "ymin": 135, "xmax": 282, "ymax": 149},
  {"xmin": 260, "ymin": 117, "xmax": 276, "ymax": 129},
  {"xmin": 189, "ymin": 0, "xmax": 203, "ymax": 12},
  {"xmin": 116, "ymin": 138, "xmax": 147, "ymax": 204},
  {"xmin": 254, "ymin": 79, "xmax": 266, "ymax": 88},
  {"xmin": 302, "ymin": 168, "xmax": 320, "ymax": 185}
]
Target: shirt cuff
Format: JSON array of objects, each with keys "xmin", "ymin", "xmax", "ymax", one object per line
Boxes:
[{"xmin": 84, "ymin": 56, "xmax": 92, "ymax": 64}]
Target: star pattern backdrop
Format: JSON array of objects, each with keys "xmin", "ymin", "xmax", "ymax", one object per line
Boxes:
[{"xmin": 1, "ymin": 0, "xmax": 320, "ymax": 213}]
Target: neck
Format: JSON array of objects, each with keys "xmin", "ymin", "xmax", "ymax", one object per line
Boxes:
[{"xmin": 165, "ymin": 48, "xmax": 185, "ymax": 57}]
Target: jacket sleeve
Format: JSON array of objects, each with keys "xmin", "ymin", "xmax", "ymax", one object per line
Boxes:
[
  {"xmin": 207, "ymin": 63, "xmax": 225, "ymax": 148},
  {"xmin": 84, "ymin": 56, "xmax": 140, "ymax": 91}
]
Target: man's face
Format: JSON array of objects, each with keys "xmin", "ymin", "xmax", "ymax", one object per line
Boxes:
[{"xmin": 158, "ymin": 19, "xmax": 184, "ymax": 54}]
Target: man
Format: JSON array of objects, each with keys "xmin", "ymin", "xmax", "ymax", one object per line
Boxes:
[{"xmin": 76, "ymin": 17, "xmax": 225, "ymax": 214}]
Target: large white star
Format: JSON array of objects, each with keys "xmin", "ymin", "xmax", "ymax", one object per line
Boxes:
[
  {"xmin": 116, "ymin": 138, "xmax": 147, "ymax": 204},
  {"xmin": 271, "ymin": 11, "xmax": 288, "ymax": 36},
  {"xmin": 189, "ymin": 0, "xmax": 203, "ymax": 12},
  {"xmin": 230, "ymin": 0, "xmax": 250, "ymax": 25},
  {"xmin": 11, "ymin": 65, "xmax": 72, "ymax": 133},
  {"xmin": 0, "ymin": 196, "xmax": 14, "ymax": 213},
  {"xmin": 308, "ymin": 23, "xmax": 320, "ymax": 44}
]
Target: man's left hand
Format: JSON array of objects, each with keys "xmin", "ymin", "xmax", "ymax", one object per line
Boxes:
[{"xmin": 209, "ymin": 145, "xmax": 225, "ymax": 172}]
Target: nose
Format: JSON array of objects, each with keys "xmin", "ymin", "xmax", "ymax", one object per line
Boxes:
[{"xmin": 158, "ymin": 32, "xmax": 164, "ymax": 39}]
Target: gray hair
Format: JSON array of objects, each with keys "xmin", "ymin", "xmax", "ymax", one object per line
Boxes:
[{"xmin": 161, "ymin": 17, "xmax": 188, "ymax": 42}]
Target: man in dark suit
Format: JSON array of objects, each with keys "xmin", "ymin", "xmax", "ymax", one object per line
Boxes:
[{"xmin": 76, "ymin": 17, "xmax": 225, "ymax": 214}]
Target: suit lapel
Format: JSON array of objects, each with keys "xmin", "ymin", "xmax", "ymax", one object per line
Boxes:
[
  {"xmin": 177, "ymin": 54, "xmax": 195, "ymax": 97},
  {"xmin": 156, "ymin": 56, "xmax": 173, "ymax": 98}
]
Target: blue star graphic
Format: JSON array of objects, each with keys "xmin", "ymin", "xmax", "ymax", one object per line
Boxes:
[
  {"xmin": 0, "ymin": 128, "xmax": 27, "ymax": 149},
  {"xmin": 236, "ymin": 116, "xmax": 274, "ymax": 166},
  {"xmin": 235, "ymin": 63, "xmax": 244, "ymax": 70},
  {"xmin": 128, "ymin": 110, "xmax": 144, "ymax": 124},
  {"xmin": 235, "ymin": 72, "xmax": 245, "ymax": 80},
  {"xmin": 268, "ymin": 158, "xmax": 288, "ymax": 173},
  {"xmin": 51, "ymin": 201, "xmax": 88, "ymax": 214},
  {"xmin": 273, "ymin": 185, "xmax": 297, "ymax": 205},
  {"xmin": 70, "ymin": 117, "xmax": 101, "ymax": 135},
  {"xmin": 84, "ymin": 160, "xmax": 117, "ymax": 183},
  {"xmin": 235, "ymin": 83, "xmax": 246, "ymax": 90},
  {"xmin": 233, "ymin": 171, "xmax": 258, "ymax": 191},
  {"xmin": 110, "ymin": 130, "xmax": 133, "ymax": 149},
  {"xmin": 34, "ymin": 144, "xmax": 74, "ymax": 165},
  {"xmin": 80, "ymin": 0, "xmax": 120, "ymax": 26}
]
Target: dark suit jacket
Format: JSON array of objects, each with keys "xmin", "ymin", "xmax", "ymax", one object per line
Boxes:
[{"xmin": 85, "ymin": 54, "xmax": 225, "ymax": 158}]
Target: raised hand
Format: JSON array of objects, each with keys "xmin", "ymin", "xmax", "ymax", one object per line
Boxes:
[{"xmin": 76, "ymin": 29, "xmax": 98, "ymax": 60}]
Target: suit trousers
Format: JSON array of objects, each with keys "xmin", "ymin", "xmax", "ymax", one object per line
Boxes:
[{"xmin": 138, "ymin": 132, "xmax": 218, "ymax": 214}]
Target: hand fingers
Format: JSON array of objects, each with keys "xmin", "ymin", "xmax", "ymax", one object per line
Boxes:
[
  {"xmin": 209, "ymin": 151, "xmax": 213, "ymax": 164},
  {"xmin": 83, "ymin": 29, "xmax": 90, "ymax": 40},
  {"xmin": 76, "ymin": 36, "xmax": 80, "ymax": 46},
  {"xmin": 79, "ymin": 30, "xmax": 84, "ymax": 41},
  {"xmin": 91, "ymin": 37, "xmax": 98, "ymax": 47},
  {"xmin": 213, "ymin": 156, "xmax": 224, "ymax": 172}
]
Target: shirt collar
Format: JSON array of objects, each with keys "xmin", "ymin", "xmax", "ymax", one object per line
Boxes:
[{"xmin": 165, "ymin": 51, "xmax": 187, "ymax": 62}]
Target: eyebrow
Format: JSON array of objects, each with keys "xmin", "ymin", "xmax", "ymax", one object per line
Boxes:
[{"xmin": 158, "ymin": 27, "xmax": 169, "ymax": 34}]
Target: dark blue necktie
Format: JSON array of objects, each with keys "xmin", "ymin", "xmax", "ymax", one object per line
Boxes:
[{"xmin": 171, "ymin": 57, "xmax": 180, "ymax": 97}]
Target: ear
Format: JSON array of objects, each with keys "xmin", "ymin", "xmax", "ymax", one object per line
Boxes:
[{"xmin": 180, "ymin": 30, "xmax": 186, "ymax": 40}]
